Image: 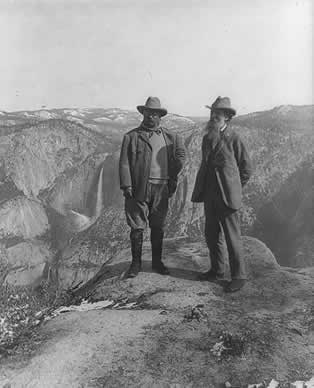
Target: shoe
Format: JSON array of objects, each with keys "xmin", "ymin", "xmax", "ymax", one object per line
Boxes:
[
  {"xmin": 125, "ymin": 268, "xmax": 139, "ymax": 279},
  {"xmin": 224, "ymin": 279, "xmax": 246, "ymax": 293},
  {"xmin": 124, "ymin": 229, "xmax": 143, "ymax": 279},
  {"xmin": 198, "ymin": 270, "xmax": 225, "ymax": 282},
  {"xmin": 125, "ymin": 262, "xmax": 141, "ymax": 279},
  {"xmin": 152, "ymin": 262, "xmax": 170, "ymax": 275}
]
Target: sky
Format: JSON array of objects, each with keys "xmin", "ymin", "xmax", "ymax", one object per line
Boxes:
[{"xmin": 0, "ymin": 0, "xmax": 312, "ymax": 116}]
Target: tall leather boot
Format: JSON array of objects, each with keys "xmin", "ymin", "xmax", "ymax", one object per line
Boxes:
[
  {"xmin": 125, "ymin": 229, "xmax": 143, "ymax": 279},
  {"xmin": 151, "ymin": 228, "xmax": 169, "ymax": 275}
]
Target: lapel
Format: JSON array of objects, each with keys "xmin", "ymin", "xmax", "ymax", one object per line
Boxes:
[
  {"xmin": 137, "ymin": 128, "xmax": 152, "ymax": 148},
  {"xmin": 161, "ymin": 128, "xmax": 173, "ymax": 159},
  {"xmin": 161, "ymin": 128, "xmax": 172, "ymax": 147}
]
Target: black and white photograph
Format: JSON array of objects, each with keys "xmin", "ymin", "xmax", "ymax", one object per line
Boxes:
[{"xmin": 0, "ymin": 0, "xmax": 313, "ymax": 387}]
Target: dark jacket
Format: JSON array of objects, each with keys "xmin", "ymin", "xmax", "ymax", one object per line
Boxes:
[
  {"xmin": 191, "ymin": 126, "xmax": 252, "ymax": 210},
  {"xmin": 119, "ymin": 126, "xmax": 186, "ymax": 201}
]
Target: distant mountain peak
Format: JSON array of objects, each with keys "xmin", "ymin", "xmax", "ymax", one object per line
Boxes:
[{"xmin": 272, "ymin": 105, "xmax": 294, "ymax": 115}]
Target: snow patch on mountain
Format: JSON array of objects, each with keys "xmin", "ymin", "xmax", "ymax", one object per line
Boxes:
[{"xmin": 94, "ymin": 117, "xmax": 112, "ymax": 122}]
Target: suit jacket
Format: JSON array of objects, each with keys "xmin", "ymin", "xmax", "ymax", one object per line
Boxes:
[
  {"xmin": 119, "ymin": 126, "xmax": 186, "ymax": 201},
  {"xmin": 191, "ymin": 126, "xmax": 252, "ymax": 210}
]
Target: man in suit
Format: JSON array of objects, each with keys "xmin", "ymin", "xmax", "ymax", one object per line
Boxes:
[
  {"xmin": 119, "ymin": 96, "xmax": 186, "ymax": 278},
  {"xmin": 191, "ymin": 97, "xmax": 252, "ymax": 292}
]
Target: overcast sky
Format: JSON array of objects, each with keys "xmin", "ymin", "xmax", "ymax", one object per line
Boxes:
[{"xmin": 0, "ymin": 0, "xmax": 312, "ymax": 115}]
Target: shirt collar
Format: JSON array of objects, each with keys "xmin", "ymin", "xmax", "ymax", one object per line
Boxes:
[{"xmin": 140, "ymin": 124, "xmax": 162, "ymax": 135}]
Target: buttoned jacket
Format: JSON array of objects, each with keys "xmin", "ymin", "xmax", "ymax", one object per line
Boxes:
[
  {"xmin": 119, "ymin": 126, "xmax": 186, "ymax": 201},
  {"xmin": 191, "ymin": 126, "xmax": 252, "ymax": 210}
]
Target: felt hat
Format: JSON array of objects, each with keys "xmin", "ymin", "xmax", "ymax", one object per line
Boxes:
[
  {"xmin": 137, "ymin": 96, "xmax": 167, "ymax": 117},
  {"xmin": 205, "ymin": 96, "xmax": 236, "ymax": 116}
]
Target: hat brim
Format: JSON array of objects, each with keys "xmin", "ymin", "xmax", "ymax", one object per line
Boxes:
[
  {"xmin": 205, "ymin": 105, "xmax": 236, "ymax": 116},
  {"xmin": 137, "ymin": 105, "xmax": 167, "ymax": 117}
]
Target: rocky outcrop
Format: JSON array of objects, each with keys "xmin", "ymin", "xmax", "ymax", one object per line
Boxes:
[
  {"xmin": 5, "ymin": 241, "xmax": 53, "ymax": 286},
  {"xmin": 15, "ymin": 237, "xmax": 310, "ymax": 388},
  {"xmin": 0, "ymin": 197, "xmax": 49, "ymax": 241},
  {"xmin": 0, "ymin": 197, "xmax": 51, "ymax": 286},
  {"xmin": 75, "ymin": 236, "xmax": 280, "ymax": 290},
  {"xmin": 56, "ymin": 207, "xmax": 128, "ymax": 289}
]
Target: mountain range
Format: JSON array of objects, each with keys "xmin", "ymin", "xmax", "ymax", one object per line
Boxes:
[{"xmin": 0, "ymin": 105, "xmax": 313, "ymax": 288}]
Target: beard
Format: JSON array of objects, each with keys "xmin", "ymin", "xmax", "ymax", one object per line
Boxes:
[
  {"xmin": 204, "ymin": 120, "xmax": 220, "ymax": 136},
  {"xmin": 204, "ymin": 120, "xmax": 221, "ymax": 149}
]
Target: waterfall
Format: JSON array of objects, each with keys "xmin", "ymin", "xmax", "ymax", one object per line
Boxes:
[
  {"xmin": 94, "ymin": 163, "xmax": 104, "ymax": 219},
  {"xmin": 66, "ymin": 165, "xmax": 104, "ymax": 233}
]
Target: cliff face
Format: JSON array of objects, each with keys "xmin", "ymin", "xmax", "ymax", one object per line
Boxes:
[
  {"xmin": 4, "ymin": 120, "xmax": 104, "ymax": 198},
  {"xmin": 0, "ymin": 197, "xmax": 49, "ymax": 242},
  {"xmin": 0, "ymin": 106, "xmax": 313, "ymax": 288},
  {"xmin": 253, "ymin": 154, "xmax": 314, "ymax": 267},
  {"xmin": 0, "ymin": 119, "xmax": 110, "ymax": 286}
]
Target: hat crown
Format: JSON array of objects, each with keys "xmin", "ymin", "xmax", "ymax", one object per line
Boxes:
[
  {"xmin": 206, "ymin": 96, "xmax": 236, "ymax": 116},
  {"xmin": 143, "ymin": 96, "xmax": 162, "ymax": 110},
  {"xmin": 212, "ymin": 96, "xmax": 232, "ymax": 110},
  {"xmin": 137, "ymin": 96, "xmax": 167, "ymax": 116}
]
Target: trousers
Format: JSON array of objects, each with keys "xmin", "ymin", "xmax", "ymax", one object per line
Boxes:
[
  {"xmin": 204, "ymin": 193, "xmax": 247, "ymax": 280},
  {"xmin": 125, "ymin": 182, "xmax": 169, "ymax": 231}
]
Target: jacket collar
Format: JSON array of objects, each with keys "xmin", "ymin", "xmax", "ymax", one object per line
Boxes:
[{"xmin": 139, "ymin": 124, "xmax": 162, "ymax": 135}]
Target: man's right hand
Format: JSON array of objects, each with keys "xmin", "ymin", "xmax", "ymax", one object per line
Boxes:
[{"xmin": 123, "ymin": 187, "xmax": 133, "ymax": 199}]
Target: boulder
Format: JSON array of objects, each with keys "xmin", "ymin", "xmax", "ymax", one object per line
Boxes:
[
  {"xmin": 56, "ymin": 207, "xmax": 128, "ymax": 289},
  {"xmin": 243, "ymin": 237, "xmax": 280, "ymax": 278},
  {"xmin": 72, "ymin": 235, "xmax": 280, "ymax": 299},
  {"xmin": 0, "ymin": 196, "xmax": 49, "ymax": 240},
  {"xmin": 5, "ymin": 240, "xmax": 53, "ymax": 286}
]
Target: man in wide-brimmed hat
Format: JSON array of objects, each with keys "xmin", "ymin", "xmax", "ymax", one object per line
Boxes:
[
  {"xmin": 192, "ymin": 97, "xmax": 253, "ymax": 292},
  {"xmin": 119, "ymin": 96, "xmax": 186, "ymax": 278}
]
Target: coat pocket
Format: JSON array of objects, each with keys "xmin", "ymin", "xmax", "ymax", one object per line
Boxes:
[{"xmin": 216, "ymin": 166, "xmax": 242, "ymax": 210}]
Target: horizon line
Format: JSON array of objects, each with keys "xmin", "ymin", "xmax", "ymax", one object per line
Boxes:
[{"xmin": 1, "ymin": 103, "xmax": 313, "ymax": 118}]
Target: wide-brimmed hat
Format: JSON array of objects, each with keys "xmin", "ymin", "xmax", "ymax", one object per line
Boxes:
[
  {"xmin": 205, "ymin": 96, "xmax": 236, "ymax": 117},
  {"xmin": 137, "ymin": 96, "xmax": 167, "ymax": 117}
]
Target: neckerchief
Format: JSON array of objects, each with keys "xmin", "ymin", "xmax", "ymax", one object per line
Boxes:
[{"xmin": 140, "ymin": 124, "xmax": 162, "ymax": 137}]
